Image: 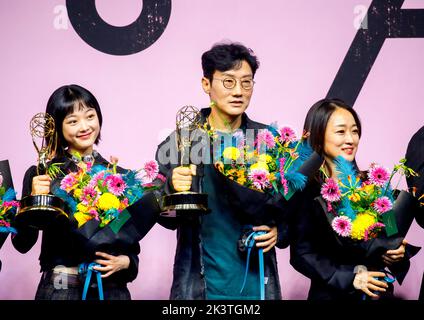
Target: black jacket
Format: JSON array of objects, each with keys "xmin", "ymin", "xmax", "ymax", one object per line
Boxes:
[
  {"xmin": 155, "ymin": 108, "xmax": 289, "ymax": 300},
  {"xmin": 0, "ymin": 233, "xmax": 8, "ymax": 271},
  {"xmin": 12, "ymin": 152, "xmax": 141, "ymax": 285},
  {"xmin": 405, "ymin": 125, "xmax": 424, "ymax": 228},
  {"xmin": 290, "ymin": 181, "xmax": 416, "ymax": 300}
]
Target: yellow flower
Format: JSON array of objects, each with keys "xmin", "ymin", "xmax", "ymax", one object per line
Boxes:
[
  {"xmin": 97, "ymin": 193, "xmax": 120, "ymax": 211},
  {"xmin": 223, "ymin": 147, "xmax": 241, "ymax": 160},
  {"xmin": 236, "ymin": 170, "xmax": 247, "ymax": 185},
  {"xmin": 348, "ymin": 193, "xmax": 361, "ymax": 202},
  {"xmin": 269, "ymin": 173, "xmax": 276, "ymax": 182},
  {"xmin": 351, "ymin": 212, "xmax": 377, "ymax": 240},
  {"xmin": 74, "ymin": 211, "xmax": 93, "ymax": 227},
  {"xmin": 258, "ymin": 154, "xmax": 273, "ymax": 163},
  {"xmin": 76, "ymin": 203, "xmax": 88, "ymax": 214},
  {"xmin": 250, "ymin": 162, "xmax": 269, "ymax": 171},
  {"xmin": 74, "ymin": 188, "xmax": 82, "ymax": 199},
  {"xmin": 359, "ymin": 184, "xmax": 374, "ymax": 194},
  {"xmin": 237, "ymin": 176, "xmax": 247, "ymax": 185},
  {"xmin": 227, "ymin": 169, "xmax": 238, "ymax": 177}
]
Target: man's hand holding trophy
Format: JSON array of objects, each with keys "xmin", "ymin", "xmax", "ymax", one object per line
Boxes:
[{"xmin": 161, "ymin": 106, "xmax": 209, "ymax": 217}]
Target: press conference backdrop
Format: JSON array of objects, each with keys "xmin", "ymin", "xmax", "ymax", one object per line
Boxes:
[{"xmin": 1, "ymin": 0, "xmax": 424, "ymax": 299}]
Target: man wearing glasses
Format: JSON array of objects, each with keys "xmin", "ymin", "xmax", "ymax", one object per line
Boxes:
[{"xmin": 156, "ymin": 42, "xmax": 288, "ymax": 300}]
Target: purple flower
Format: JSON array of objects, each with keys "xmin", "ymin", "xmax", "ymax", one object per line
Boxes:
[
  {"xmin": 368, "ymin": 165, "xmax": 390, "ymax": 187},
  {"xmin": 373, "ymin": 196, "xmax": 393, "ymax": 214},
  {"xmin": 331, "ymin": 216, "xmax": 352, "ymax": 237},
  {"xmin": 321, "ymin": 178, "xmax": 341, "ymax": 202},
  {"xmin": 278, "ymin": 127, "xmax": 297, "ymax": 143}
]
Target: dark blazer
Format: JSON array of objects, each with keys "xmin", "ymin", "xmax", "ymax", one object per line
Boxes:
[
  {"xmin": 0, "ymin": 233, "xmax": 8, "ymax": 271},
  {"xmin": 290, "ymin": 181, "xmax": 415, "ymax": 300},
  {"xmin": 405, "ymin": 125, "xmax": 424, "ymax": 228}
]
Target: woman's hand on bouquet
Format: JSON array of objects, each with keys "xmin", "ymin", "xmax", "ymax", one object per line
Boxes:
[
  {"xmin": 382, "ymin": 239, "xmax": 407, "ymax": 266},
  {"xmin": 172, "ymin": 165, "xmax": 196, "ymax": 192},
  {"xmin": 253, "ymin": 225, "xmax": 278, "ymax": 253},
  {"xmin": 31, "ymin": 175, "xmax": 51, "ymax": 195},
  {"xmin": 353, "ymin": 270, "xmax": 388, "ymax": 298},
  {"xmin": 93, "ymin": 251, "xmax": 130, "ymax": 278}
]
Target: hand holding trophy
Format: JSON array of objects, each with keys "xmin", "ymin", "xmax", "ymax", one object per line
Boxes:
[
  {"xmin": 16, "ymin": 112, "xmax": 67, "ymax": 229},
  {"xmin": 161, "ymin": 106, "xmax": 209, "ymax": 217}
]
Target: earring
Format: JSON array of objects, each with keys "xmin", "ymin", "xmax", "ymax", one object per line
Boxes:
[{"xmin": 209, "ymin": 101, "xmax": 216, "ymax": 107}]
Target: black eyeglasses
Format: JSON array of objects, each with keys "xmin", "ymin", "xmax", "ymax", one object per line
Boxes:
[{"xmin": 212, "ymin": 77, "xmax": 255, "ymax": 90}]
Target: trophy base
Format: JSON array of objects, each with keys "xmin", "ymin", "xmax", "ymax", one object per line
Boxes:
[
  {"xmin": 160, "ymin": 192, "xmax": 209, "ymax": 218},
  {"xmin": 16, "ymin": 194, "xmax": 68, "ymax": 230}
]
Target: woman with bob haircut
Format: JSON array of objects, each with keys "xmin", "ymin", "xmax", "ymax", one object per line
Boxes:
[
  {"xmin": 12, "ymin": 84, "xmax": 144, "ymax": 300},
  {"xmin": 289, "ymin": 98, "xmax": 418, "ymax": 300}
]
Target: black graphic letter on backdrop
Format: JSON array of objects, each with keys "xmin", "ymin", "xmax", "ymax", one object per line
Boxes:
[
  {"xmin": 66, "ymin": 0, "xmax": 172, "ymax": 55},
  {"xmin": 327, "ymin": 0, "xmax": 424, "ymax": 106}
]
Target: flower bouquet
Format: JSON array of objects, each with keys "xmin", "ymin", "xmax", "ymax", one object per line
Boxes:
[
  {"xmin": 321, "ymin": 157, "xmax": 417, "ymax": 241},
  {"xmin": 212, "ymin": 125, "xmax": 322, "ymax": 225},
  {"xmin": 0, "ymin": 160, "xmax": 19, "ymax": 250},
  {"xmin": 52, "ymin": 157, "xmax": 164, "ymax": 256},
  {"xmin": 318, "ymin": 157, "xmax": 421, "ymax": 283}
]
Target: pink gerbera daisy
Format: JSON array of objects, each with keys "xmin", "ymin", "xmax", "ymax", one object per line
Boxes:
[
  {"xmin": 368, "ymin": 165, "xmax": 390, "ymax": 187},
  {"xmin": 321, "ymin": 178, "xmax": 341, "ymax": 202},
  {"xmin": 89, "ymin": 171, "xmax": 106, "ymax": 188},
  {"xmin": 60, "ymin": 173, "xmax": 77, "ymax": 191},
  {"xmin": 248, "ymin": 168, "xmax": 271, "ymax": 190},
  {"xmin": 256, "ymin": 129, "xmax": 276, "ymax": 149},
  {"xmin": 81, "ymin": 186, "xmax": 98, "ymax": 205},
  {"xmin": 331, "ymin": 216, "xmax": 352, "ymax": 237},
  {"xmin": 3, "ymin": 201, "xmax": 20, "ymax": 208},
  {"xmin": 140, "ymin": 160, "xmax": 159, "ymax": 184},
  {"xmin": 373, "ymin": 196, "xmax": 393, "ymax": 214},
  {"xmin": 278, "ymin": 127, "xmax": 297, "ymax": 143},
  {"xmin": 105, "ymin": 175, "xmax": 127, "ymax": 196},
  {"xmin": 88, "ymin": 208, "xmax": 99, "ymax": 220}
]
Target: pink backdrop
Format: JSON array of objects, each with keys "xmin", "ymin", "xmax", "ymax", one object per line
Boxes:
[{"xmin": 1, "ymin": 0, "xmax": 423, "ymax": 299}]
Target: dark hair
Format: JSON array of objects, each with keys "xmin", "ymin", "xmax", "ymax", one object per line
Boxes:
[
  {"xmin": 303, "ymin": 98, "xmax": 363, "ymax": 179},
  {"xmin": 45, "ymin": 84, "xmax": 103, "ymax": 156},
  {"xmin": 201, "ymin": 42, "xmax": 260, "ymax": 81},
  {"xmin": 303, "ymin": 98, "xmax": 362, "ymax": 154}
]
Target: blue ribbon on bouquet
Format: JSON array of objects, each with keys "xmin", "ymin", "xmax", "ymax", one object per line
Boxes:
[
  {"xmin": 79, "ymin": 262, "xmax": 104, "ymax": 300},
  {"xmin": 240, "ymin": 230, "xmax": 267, "ymax": 300}
]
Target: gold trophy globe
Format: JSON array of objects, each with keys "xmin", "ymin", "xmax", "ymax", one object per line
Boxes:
[
  {"xmin": 161, "ymin": 106, "xmax": 208, "ymax": 217},
  {"xmin": 16, "ymin": 113, "xmax": 68, "ymax": 229}
]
